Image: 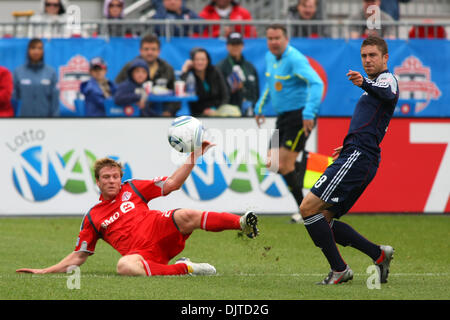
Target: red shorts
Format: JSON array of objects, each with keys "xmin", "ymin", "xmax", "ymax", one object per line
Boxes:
[{"xmin": 126, "ymin": 209, "xmax": 190, "ymax": 264}]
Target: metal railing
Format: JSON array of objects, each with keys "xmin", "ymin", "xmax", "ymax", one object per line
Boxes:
[
  {"xmin": 0, "ymin": 19, "xmax": 448, "ymax": 40},
  {"xmin": 185, "ymin": 0, "xmax": 450, "ymax": 19}
]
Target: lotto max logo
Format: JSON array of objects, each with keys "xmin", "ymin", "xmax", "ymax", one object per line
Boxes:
[
  {"xmin": 181, "ymin": 149, "xmax": 288, "ymax": 201},
  {"xmin": 12, "ymin": 145, "xmax": 132, "ymax": 202}
]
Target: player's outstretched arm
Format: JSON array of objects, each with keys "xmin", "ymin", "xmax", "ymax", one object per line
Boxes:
[
  {"xmin": 163, "ymin": 141, "xmax": 215, "ymax": 195},
  {"xmin": 16, "ymin": 251, "xmax": 89, "ymax": 274}
]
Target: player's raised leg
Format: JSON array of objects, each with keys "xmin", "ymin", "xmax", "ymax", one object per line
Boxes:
[
  {"xmin": 173, "ymin": 209, "xmax": 259, "ymax": 238},
  {"xmin": 329, "ymin": 218, "xmax": 394, "ymax": 281}
]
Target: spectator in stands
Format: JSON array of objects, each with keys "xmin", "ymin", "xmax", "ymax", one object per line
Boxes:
[
  {"xmin": 12, "ymin": 38, "xmax": 59, "ymax": 117},
  {"xmin": 287, "ymin": 0, "xmax": 330, "ymax": 38},
  {"xmin": 199, "ymin": 0, "xmax": 257, "ymax": 38},
  {"xmin": 180, "ymin": 47, "xmax": 229, "ymax": 116},
  {"xmin": 216, "ymin": 32, "xmax": 259, "ymax": 116},
  {"xmin": 114, "ymin": 58, "xmax": 152, "ymax": 116},
  {"xmin": 0, "ymin": 66, "xmax": 14, "ymax": 117},
  {"xmin": 103, "ymin": 0, "xmax": 129, "ymax": 37},
  {"xmin": 408, "ymin": 20, "xmax": 447, "ymax": 39},
  {"xmin": 152, "ymin": 0, "xmax": 202, "ymax": 37},
  {"xmin": 349, "ymin": 0, "xmax": 396, "ymax": 39},
  {"xmin": 381, "ymin": 0, "xmax": 411, "ymax": 21},
  {"xmin": 28, "ymin": 0, "xmax": 70, "ymax": 38},
  {"xmin": 115, "ymin": 34, "xmax": 178, "ymax": 116},
  {"xmin": 80, "ymin": 57, "xmax": 116, "ymax": 117},
  {"xmin": 104, "ymin": 0, "xmax": 124, "ymax": 18}
]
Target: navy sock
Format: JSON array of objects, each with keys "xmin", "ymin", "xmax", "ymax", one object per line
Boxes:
[
  {"xmin": 282, "ymin": 170, "xmax": 303, "ymax": 206},
  {"xmin": 330, "ymin": 220, "xmax": 381, "ymax": 261},
  {"xmin": 304, "ymin": 213, "xmax": 347, "ymax": 272}
]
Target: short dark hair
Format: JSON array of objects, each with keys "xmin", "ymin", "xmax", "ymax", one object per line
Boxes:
[
  {"xmin": 27, "ymin": 38, "xmax": 44, "ymax": 61},
  {"xmin": 266, "ymin": 24, "xmax": 288, "ymax": 37},
  {"xmin": 361, "ymin": 35, "xmax": 388, "ymax": 56},
  {"xmin": 140, "ymin": 33, "xmax": 160, "ymax": 48},
  {"xmin": 94, "ymin": 158, "xmax": 124, "ymax": 180},
  {"xmin": 28, "ymin": 38, "xmax": 43, "ymax": 49}
]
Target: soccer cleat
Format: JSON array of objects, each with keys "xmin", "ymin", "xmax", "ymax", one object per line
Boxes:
[
  {"xmin": 175, "ymin": 257, "xmax": 216, "ymax": 276},
  {"xmin": 290, "ymin": 213, "xmax": 304, "ymax": 224},
  {"xmin": 374, "ymin": 245, "xmax": 394, "ymax": 283},
  {"xmin": 239, "ymin": 211, "xmax": 259, "ymax": 238},
  {"xmin": 317, "ymin": 265, "xmax": 354, "ymax": 285}
]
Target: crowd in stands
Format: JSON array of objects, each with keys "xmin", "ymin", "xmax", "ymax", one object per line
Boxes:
[
  {"xmin": 0, "ymin": 0, "xmax": 446, "ymax": 118},
  {"xmin": 19, "ymin": 0, "xmax": 437, "ymax": 39}
]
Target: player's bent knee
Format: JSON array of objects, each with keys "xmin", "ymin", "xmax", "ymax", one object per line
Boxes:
[
  {"xmin": 277, "ymin": 161, "xmax": 294, "ymax": 175},
  {"xmin": 116, "ymin": 255, "xmax": 144, "ymax": 276},
  {"xmin": 299, "ymin": 201, "xmax": 312, "ymax": 218},
  {"xmin": 299, "ymin": 193, "xmax": 324, "ymax": 218},
  {"xmin": 173, "ymin": 209, "xmax": 202, "ymax": 234}
]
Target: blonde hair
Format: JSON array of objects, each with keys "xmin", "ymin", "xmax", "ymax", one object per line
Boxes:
[{"xmin": 94, "ymin": 157, "xmax": 124, "ymax": 180}]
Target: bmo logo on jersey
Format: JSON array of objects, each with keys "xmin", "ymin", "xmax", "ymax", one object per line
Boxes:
[{"xmin": 101, "ymin": 201, "xmax": 135, "ymax": 228}]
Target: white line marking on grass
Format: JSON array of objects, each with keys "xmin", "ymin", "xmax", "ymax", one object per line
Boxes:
[
  {"xmin": 233, "ymin": 273, "xmax": 450, "ymax": 277},
  {"xmin": 6, "ymin": 272, "xmax": 449, "ymax": 279}
]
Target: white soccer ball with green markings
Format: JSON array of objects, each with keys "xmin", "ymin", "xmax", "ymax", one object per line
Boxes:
[{"xmin": 168, "ymin": 116, "xmax": 204, "ymax": 153}]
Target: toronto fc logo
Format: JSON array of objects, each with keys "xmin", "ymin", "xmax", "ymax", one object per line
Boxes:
[
  {"xmin": 394, "ymin": 56, "xmax": 441, "ymax": 115},
  {"xmin": 122, "ymin": 191, "xmax": 132, "ymax": 201},
  {"xmin": 58, "ymin": 55, "xmax": 91, "ymax": 112}
]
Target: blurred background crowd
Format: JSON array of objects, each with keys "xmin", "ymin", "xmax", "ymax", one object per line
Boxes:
[{"xmin": 0, "ymin": 0, "xmax": 448, "ymax": 118}]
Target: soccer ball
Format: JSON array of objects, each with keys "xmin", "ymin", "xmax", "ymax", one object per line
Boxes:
[{"xmin": 168, "ymin": 116, "xmax": 204, "ymax": 153}]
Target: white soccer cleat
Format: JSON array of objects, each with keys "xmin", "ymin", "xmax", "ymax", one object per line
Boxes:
[
  {"xmin": 175, "ymin": 257, "xmax": 216, "ymax": 276},
  {"xmin": 239, "ymin": 211, "xmax": 259, "ymax": 238},
  {"xmin": 374, "ymin": 245, "xmax": 395, "ymax": 283},
  {"xmin": 317, "ymin": 265, "xmax": 354, "ymax": 285},
  {"xmin": 290, "ymin": 213, "xmax": 304, "ymax": 224}
]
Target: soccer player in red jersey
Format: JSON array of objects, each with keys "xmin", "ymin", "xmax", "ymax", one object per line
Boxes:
[{"xmin": 16, "ymin": 141, "xmax": 259, "ymax": 276}]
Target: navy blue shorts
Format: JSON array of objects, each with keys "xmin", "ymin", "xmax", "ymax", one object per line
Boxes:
[{"xmin": 310, "ymin": 146, "xmax": 378, "ymax": 218}]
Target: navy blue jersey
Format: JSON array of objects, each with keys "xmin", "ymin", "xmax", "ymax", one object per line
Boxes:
[{"xmin": 343, "ymin": 70, "xmax": 399, "ymax": 158}]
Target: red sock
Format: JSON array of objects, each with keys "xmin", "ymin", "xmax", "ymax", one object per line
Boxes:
[
  {"xmin": 200, "ymin": 211, "xmax": 241, "ymax": 232},
  {"xmin": 141, "ymin": 259, "xmax": 188, "ymax": 276}
]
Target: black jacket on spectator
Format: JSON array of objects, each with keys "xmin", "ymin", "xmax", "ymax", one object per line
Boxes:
[
  {"xmin": 216, "ymin": 55, "xmax": 259, "ymax": 110},
  {"xmin": 181, "ymin": 66, "xmax": 228, "ymax": 117}
]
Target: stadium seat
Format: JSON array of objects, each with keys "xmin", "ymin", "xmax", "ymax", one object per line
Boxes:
[{"xmin": 104, "ymin": 98, "xmax": 140, "ymax": 117}]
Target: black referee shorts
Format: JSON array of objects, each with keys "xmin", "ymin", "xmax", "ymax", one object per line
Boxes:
[{"xmin": 269, "ymin": 109, "xmax": 308, "ymax": 153}]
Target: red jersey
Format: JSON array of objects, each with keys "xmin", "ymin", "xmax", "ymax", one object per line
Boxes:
[
  {"xmin": 74, "ymin": 177, "xmax": 168, "ymax": 257},
  {"xmin": 199, "ymin": 3, "xmax": 257, "ymax": 38},
  {"xmin": 0, "ymin": 67, "xmax": 14, "ymax": 117}
]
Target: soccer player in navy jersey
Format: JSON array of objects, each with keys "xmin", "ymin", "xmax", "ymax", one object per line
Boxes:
[
  {"xmin": 16, "ymin": 141, "xmax": 259, "ymax": 277},
  {"xmin": 299, "ymin": 36, "xmax": 398, "ymax": 285}
]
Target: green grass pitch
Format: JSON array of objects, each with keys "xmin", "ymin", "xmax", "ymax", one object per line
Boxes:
[{"xmin": 1, "ymin": 214, "xmax": 449, "ymax": 300}]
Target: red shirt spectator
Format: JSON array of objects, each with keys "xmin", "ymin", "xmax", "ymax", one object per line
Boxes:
[
  {"xmin": 199, "ymin": 0, "xmax": 257, "ymax": 38},
  {"xmin": 0, "ymin": 66, "xmax": 14, "ymax": 117}
]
